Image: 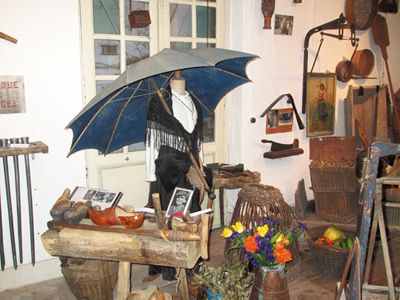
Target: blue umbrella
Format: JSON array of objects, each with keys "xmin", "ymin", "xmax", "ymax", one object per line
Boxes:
[{"xmin": 66, "ymin": 48, "xmax": 258, "ymax": 156}]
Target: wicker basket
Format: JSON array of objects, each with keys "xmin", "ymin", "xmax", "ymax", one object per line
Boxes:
[
  {"xmin": 314, "ymin": 191, "xmax": 360, "ymax": 223},
  {"xmin": 305, "ymin": 225, "xmax": 356, "ymax": 279},
  {"xmin": 309, "ymin": 136, "xmax": 357, "ymax": 161}
]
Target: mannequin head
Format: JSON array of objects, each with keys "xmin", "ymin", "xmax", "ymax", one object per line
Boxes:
[{"xmin": 170, "ymin": 70, "xmax": 186, "ymax": 95}]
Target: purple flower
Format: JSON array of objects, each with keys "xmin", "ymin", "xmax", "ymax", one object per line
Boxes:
[
  {"xmin": 265, "ymin": 242, "xmax": 273, "ymax": 250},
  {"xmin": 265, "ymin": 232, "xmax": 273, "ymax": 239},
  {"xmin": 273, "ymin": 220, "xmax": 280, "ymax": 225},
  {"xmin": 227, "ymin": 237, "xmax": 232, "ymax": 242},
  {"xmin": 251, "ymin": 259, "xmax": 260, "ymax": 267},
  {"xmin": 238, "ymin": 242, "xmax": 243, "ymax": 247},
  {"xmin": 255, "ymin": 248, "xmax": 263, "ymax": 255},
  {"xmin": 246, "ymin": 252, "xmax": 253, "ymax": 260},
  {"xmin": 291, "ymin": 228, "xmax": 296, "ymax": 234},
  {"xmin": 258, "ymin": 222, "xmax": 264, "ymax": 227},
  {"xmin": 232, "ymin": 232, "xmax": 239, "ymax": 238},
  {"xmin": 298, "ymin": 222, "xmax": 307, "ymax": 230},
  {"xmin": 267, "ymin": 253, "xmax": 276, "ymax": 262},
  {"xmin": 255, "ymin": 235, "xmax": 264, "ymax": 243},
  {"xmin": 246, "ymin": 228, "xmax": 251, "ymax": 233},
  {"xmin": 265, "ymin": 217, "xmax": 272, "ymax": 223},
  {"xmin": 241, "ymin": 247, "xmax": 246, "ymax": 253},
  {"xmin": 258, "ymin": 241, "xmax": 267, "ymax": 251}
]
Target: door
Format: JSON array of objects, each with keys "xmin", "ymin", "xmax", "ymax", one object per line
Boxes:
[{"xmin": 79, "ymin": 0, "xmax": 228, "ymax": 225}]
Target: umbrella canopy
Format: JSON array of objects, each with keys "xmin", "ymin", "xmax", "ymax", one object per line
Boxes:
[{"xmin": 66, "ymin": 48, "xmax": 259, "ymax": 156}]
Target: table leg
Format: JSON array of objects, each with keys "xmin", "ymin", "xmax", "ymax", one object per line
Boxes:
[
  {"xmin": 177, "ymin": 268, "xmax": 189, "ymax": 300},
  {"xmin": 117, "ymin": 261, "xmax": 131, "ymax": 300},
  {"xmin": 97, "ymin": 260, "xmax": 114, "ymax": 300},
  {"xmin": 219, "ymin": 188, "xmax": 225, "ymax": 228}
]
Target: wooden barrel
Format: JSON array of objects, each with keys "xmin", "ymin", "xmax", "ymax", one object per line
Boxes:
[
  {"xmin": 351, "ymin": 49, "xmax": 375, "ymax": 77},
  {"xmin": 335, "ymin": 60, "xmax": 354, "ymax": 82}
]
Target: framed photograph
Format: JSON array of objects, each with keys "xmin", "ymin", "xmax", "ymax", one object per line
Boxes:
[
  {"xmin": 306, "ymin": 73, "xmax": 337, "ymax": 137},
  {"xmin": 266, "ymin": 108, "xmax": 294, "ymax": 134},
  {"xmin": 165, "ymin": 188, "xmax": 194, "ymax": 217},
  {"xmin": 69, "ymin": 186, "xmax": 123, "ymax": 210},
  {"xmin": 274, "ymin": 14, "xmax": 294, "ymax": 36}
]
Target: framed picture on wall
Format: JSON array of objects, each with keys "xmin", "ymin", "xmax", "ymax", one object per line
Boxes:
[
  {"xmin": 266, "ymin": 108, "xmax": 294, "ymax": 134},
  {"xmin": 306, "ymin": 73, "xmax": 336, "ymax": 137}
]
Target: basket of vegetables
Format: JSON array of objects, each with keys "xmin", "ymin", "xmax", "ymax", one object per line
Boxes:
[{"xmin": 305, "ymin": 225, "xmax": 356, "ymax": 279}]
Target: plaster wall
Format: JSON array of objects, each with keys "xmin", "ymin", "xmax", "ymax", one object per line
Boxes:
[
  {"xmin": 228, "ymin": 0, "xmax": 400, "ymax": 212},
  {"xmin": 0, "ymin": 0, "xmax": 86, "ymax": 289}
]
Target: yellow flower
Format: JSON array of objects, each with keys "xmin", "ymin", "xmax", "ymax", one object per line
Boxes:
[
  {"xmin": 232, "ymin": 222, "xmax": 246, "ymax": 233},
  {"xmin": 257, "ymin": 224, "xmax": 269, "ymax": 237},
  {"xmin": 221, "ymin": 227, "xmax": 233, "ymax": 238},
  {"xmin": 277, "ymin": 233, "xmax": 289, "ymax": 245}
]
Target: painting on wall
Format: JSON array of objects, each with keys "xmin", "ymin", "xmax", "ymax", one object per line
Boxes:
[
  {"xmin": 306, "ymin": 73, "xmax": 336, "ymax": 137},
  {"xmin": 266, "ymin": 108, "xmax": 294, "ymax": 134}
]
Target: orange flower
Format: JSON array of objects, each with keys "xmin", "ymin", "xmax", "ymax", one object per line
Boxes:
[
  {"xmin": 244, "ymin": 235, "xmax": 259, "ymax": 253},
  {"xmin": 275, "ymin": 241, "xmax": 285, "ymax": 250},
  {"xmin": 274, "ymin": 248, "xmax": 292, "ymax": 264}
]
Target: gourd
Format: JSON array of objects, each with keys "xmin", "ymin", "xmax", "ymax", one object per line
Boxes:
[{"xmin": 323, "ymin": 226, "xmax": 344, "ymax": 241}]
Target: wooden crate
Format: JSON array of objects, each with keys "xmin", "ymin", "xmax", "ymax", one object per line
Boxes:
[{"xmin": 314, "ymin": 191, "xmax": 359, "ymax": 223}]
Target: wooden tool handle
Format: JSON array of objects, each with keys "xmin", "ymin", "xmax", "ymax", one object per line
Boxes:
[
  {"xmin": 152, "ymin": 193, "xmax": 167, "ymax": 230},
  {"xmin": 0, "ymin": 31, "xmax": 17, "ymax": 44}
]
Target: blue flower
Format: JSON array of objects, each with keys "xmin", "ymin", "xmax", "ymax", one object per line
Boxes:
[
  {"xmin": 258, "ymin": 241, "xmax": 267, "ymax": 251},
  {"xmin": 251, "ymin": 259, "xmax": 260, "ymax": 267},
  {"xmin": 246, "ymin": 252, "xmax": 253, "ymax": 260},
  {"xmin": 266, "ymin": 232, "xmax": 273, "ymax": 239},
  {"xmin": 238, "ymin": 242, "xmax": 243, "ymax": 247},
  {"xmin": 246, "ymin": 228, "xmax": 251, "ymax": 233},
  {"xmin": 255, "ymin": 235, "xmax": 264, "ymax": 243},
  {"xmin": 258, "ymin": 222, "xmax": 264, "ymax": 227},
  {"xmin": 298, "ymin": 221, "xmax": 307, "ymax": 230},
  {"xmin": 232, "ymin": 232, "xmax": 239, "ymax": 238},
  {"xmin": 291, "ymin": 228, "xmax": 296, "ymax": 234},
  {"xmin": 227, "ymin": 237, "xmax": 232, "ymax": 242},
  {"xmin": 255, "ymin": 248, "xmax": 263, "ymax": 255},
  {"xmin": 265, "ymin": 217, "xmax": 272, "ymax": 224}
]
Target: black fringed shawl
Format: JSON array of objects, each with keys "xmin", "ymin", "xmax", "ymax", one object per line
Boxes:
[{"xmin": 145, "ymin": 86, "xmax": 203, "ymax": 166}]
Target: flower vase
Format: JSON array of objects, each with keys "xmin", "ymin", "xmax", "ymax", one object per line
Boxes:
[{"xmin": 249, "ymin": 264, "xmax": 290, "ymax": 300}]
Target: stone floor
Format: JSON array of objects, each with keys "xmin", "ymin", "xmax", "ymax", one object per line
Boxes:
[{"xmin": 1, "ymin": 223, "xmax": 399, "ymax": 300}]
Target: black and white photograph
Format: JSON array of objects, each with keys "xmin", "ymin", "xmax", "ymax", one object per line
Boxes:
[
  {"xmin": 165, "ymin": 188, "xmax": 194, "ymax": 217},
  {"xmin": 69, "ymin": 186, "xmax": 123, "ymax": 210},
  {"xmin": 266, "ymin": 108, "xmax": 294, "ymax": 134}
]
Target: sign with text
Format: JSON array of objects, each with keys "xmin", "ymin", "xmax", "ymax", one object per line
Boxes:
[{"xmin": 0, "ymin": 75, "xmax": 26, "ymax": 114}]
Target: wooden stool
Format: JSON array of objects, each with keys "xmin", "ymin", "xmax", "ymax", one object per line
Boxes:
[{"xmin": 224, "ymin": 183, "xmax": 301, "ymax": 280}]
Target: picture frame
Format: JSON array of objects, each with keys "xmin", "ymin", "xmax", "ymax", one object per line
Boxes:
[
  {"xmin": 165, "ymin": 187, "xmax": 194, "ymax": 217},
  {"xmin": 306, "ymin": 73, "xmax": 336, "ymax": 137},
  {"xmin": 266, "ymin": 108, "xmax": 294, "ymax": 134}
]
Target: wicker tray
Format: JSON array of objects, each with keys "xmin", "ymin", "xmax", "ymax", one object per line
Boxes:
[{"xmin": 305, "ymin": 225, "xmax": 356, "ymax": 279}]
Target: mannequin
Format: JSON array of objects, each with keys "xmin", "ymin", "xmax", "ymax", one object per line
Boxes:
[{"xmin": 144, "ymin": 70, "xmax": 209, "ymax": 281}]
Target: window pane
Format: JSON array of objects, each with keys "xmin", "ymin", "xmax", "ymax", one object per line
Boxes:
[
  {"xmin": 96, "ymin": 80, "xmax": 114, "ymax": 94},
  {"xmin": 196, "ymin": 43, "xmax": 216, "ymax": 48},
  {"xmin": 128, "ymin": 142, "xmax": 145, "ymax": 152},
  {"xmin": 170, "ymin": 4, "xmax": 192, "ymax": 37},
  {"xmin": 196, "ymin": 6, "xmax": 216, "ymax": 38},
  {"xmin": 203, "ymin": 116, "xmax": 215, "ymax": 143},
  {"xmin": 126, "ymin": 41, "xmax": 149, "ymax": 66},
  {"xmin": 93, "ymin": 0, "xmax": 120, "ymax": 34},
  {"xmin": 95, "ymin": 39, "xmax": 121, "ymax": 75},
  {"xmin": 125, "ymin": 0, "xmax": 150, "ymax": 37},
  {"xmin": 170, "ymin": 42, "xmax": 192, "ymax": 50}
]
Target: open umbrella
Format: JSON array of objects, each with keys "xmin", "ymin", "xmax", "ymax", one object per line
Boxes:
[{"xmin": 66, "ymin": 48, "xmax": 259, "ymax": 156}]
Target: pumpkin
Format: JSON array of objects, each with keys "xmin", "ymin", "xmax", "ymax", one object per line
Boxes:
[{"xmin": 323, "ymin": 227, "xmax": 344, "ymax": 242}]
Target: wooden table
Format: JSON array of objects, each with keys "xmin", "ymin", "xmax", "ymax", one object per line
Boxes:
[{"xmin": 41, "ymin": 214, "xmax": 210, "ymax": 300}]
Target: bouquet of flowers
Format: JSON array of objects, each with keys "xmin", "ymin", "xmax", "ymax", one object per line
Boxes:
[{"xmin": 222, "ymin": 217, "xmax": 307, "ymax": 267}]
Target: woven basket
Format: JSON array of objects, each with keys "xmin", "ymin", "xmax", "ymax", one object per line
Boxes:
[{"xmin": 305, "ymin": 225, "xmax": 356, "ymax": 279}]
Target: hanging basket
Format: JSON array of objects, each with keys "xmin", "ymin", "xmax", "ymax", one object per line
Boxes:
[{"xmin": 129, "ymin": 10, "xmax": 151, "ymax": 28}]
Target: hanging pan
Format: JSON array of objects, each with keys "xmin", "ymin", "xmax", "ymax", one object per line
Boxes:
[{"xmin": 345, "ymin": 0, "xmax": 379, "ymax": 30}]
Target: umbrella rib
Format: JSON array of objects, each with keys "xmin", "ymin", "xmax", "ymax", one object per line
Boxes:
[
  {"xmin": 68, "ymin": 85, "xmax": 129, "ymax": 157},
  {"xmin": 104, "ymin": 81, "xmax": 143, "ymax": 155}
]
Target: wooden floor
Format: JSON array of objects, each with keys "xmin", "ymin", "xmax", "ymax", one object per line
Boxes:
[{"xmin": 1, "ymin": 224, "xmax": 400, "ymax": 299}]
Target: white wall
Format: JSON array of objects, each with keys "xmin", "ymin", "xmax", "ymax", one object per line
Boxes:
[
  {"xmin": 228, "ymin": 0, "xmax": 400, "ymax": 210},
  {"xmin": 0, "ymin": 0, "xmax": 86, "ymax": 290}
]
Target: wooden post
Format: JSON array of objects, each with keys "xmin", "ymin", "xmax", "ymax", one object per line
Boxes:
[
  {"xmin": 176, "ymin": 267, "xmax": 190, "ymax": 300},
  {"xmin": 152, "ymin": 193, "xmax": 167, "ymax": 230},
  {"xmin": 117, "ymin": 261, "xmax": 131, "ymax": 300}
]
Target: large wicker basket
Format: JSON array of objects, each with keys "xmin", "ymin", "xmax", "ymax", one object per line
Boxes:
[{"xmin": 305, "ymin": 225, "xmax": 356, "ymax": 279}]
